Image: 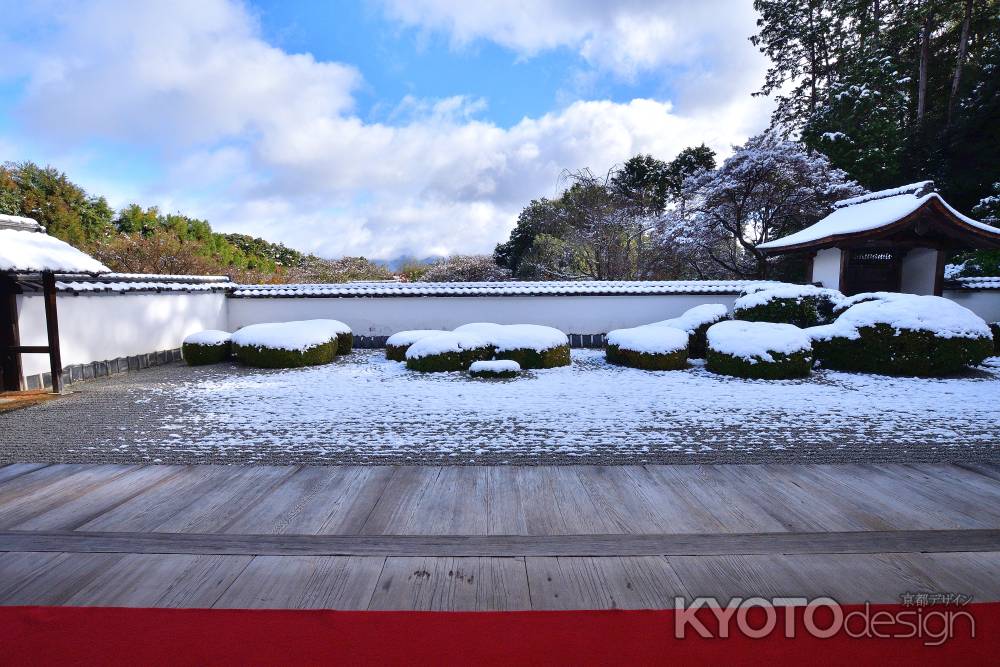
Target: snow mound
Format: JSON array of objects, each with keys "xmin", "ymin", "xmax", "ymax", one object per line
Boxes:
[
  {"xmin": 708, "ymin": 321, "xmax": 812, "ymax": 362},
  {"xmin": 607, "ymin": 325, "xmax": 688, "ymax": 354},
  {"xmin": 183, "ymin": 330, "xmax": 231, "ymax": 346},
  {"xmin": 405, "ymin": 331, "xmax": 491, "ymax": 359},
  {"xmin": 386, "ymin": 330, "xmax": 446, "ymax": 347},
  {"xmin": 469, "ymin": 360, "xmax": 521, "ymax": 373},
  {"xmin": 734, "ymin": 284, "xmax": 843, "ymax": 311},
  {"xmin": 232, "ymin": 320, "xmax": 346, "ymax": 352},
  {"xmin": 453, "ymin": 323, "xmax": 568, "ymax": 352},
  {"xmin": 809, "ymin": 295, "xmax": 991, "ymax": 341},
  {"xmin": 649, "ymin": 304, "xmax": 728, "ymax": 333}
]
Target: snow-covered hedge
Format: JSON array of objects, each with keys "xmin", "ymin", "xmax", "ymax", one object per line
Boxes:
[
  {"xmin": 992, "ymin": 322, "xmax": 1000, "ymax": 355},
  {"xmin": 807, "ymin": 296, "xmax": 994, "ymax": 376},
  {"xmin": 385, "ymin": 330, "xmax": 446, "ymax": 361},
  {"xmin": 181, "ymin": 330, "xmax": 232, "ymax": 366},
  {"xmin": 605, "ymin": 325, "xmax": 688, "ymax": 371},
  {"xmin": 733, "ymin": 285, "xmax": 843, "ymax": 328},
  {"xmin": 469, "ymin": 359, "xmax": 521, "ymax": 379},
  {"xmin": 646, "ymin": 304, "xmax": 728, "ymax": 358},
  {"xmin": 404, "ymin": 332, "xmax": 494, "ymax": 372},
  {"xmin": 231, "ymin": 320, "xmax": 343, "ymax": 368},
  {"xmin": 706, "ymin": 321, "xmax": 814, "ymax": 379},
  {"xmin": 453, "ymin": 323, "xmax": 570, "ymax": 368},
  {"xmin": 829, "ymin": 291, "xmax": 908, "ymax": 317}
]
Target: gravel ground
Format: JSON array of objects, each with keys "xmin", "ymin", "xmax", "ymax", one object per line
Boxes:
[{"xmin": 2, "ymin": 349, "xmax": 999, "ymax": 465}]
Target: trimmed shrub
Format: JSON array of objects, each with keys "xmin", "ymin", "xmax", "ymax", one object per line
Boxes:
[
  {"xmin": 606, "ymin": 345, "xmax": 688, "ymax": 371},
  {"xmin": 496, "ymin": 344, "xmax": 571, "ymax": 369},
  {"xmin": 385, "ymin": 330, "xmax": 446, "ymax": 362},
  {"xmin": 336, "ymin": 331, "xmax": 353, "ymax": 355},
  {"xmin": 810, "ymin": 324, "xmax": 993, "ymax": 376},
  {"xmin": 733, "ymin": 285, "xmax": 844, "ymax": 327},
  {"xmin": 469, "ymin": 360, "xmax": 520, "ymax": 379},
  {"xmin": 181, "ymin": 330, "xmax": 231, "ymax": 366},
  {"xmin": 650, "ymin": 304, "xmax": 728, "ymax": 358},
  {"xmin": 992, "ymin": 323, "xmax": 1000, "ymax": 355},
  {"xmin": 233, "ymin": 339, "xmax": 338, "ymax": 368},
  {"xmin": 405, "ymin": 332, "xmax": 494, "ymax": 372},
  {"xmin": 706, "ymin": 320, "xmax": 814, "ymax": 379},
  {"xmin": 182, "ymin": 340, "xmax": 231, "ymax": 366},
  {"xmin": 707, "ymin": 348, "xmax": 814, "ymax": 379}
]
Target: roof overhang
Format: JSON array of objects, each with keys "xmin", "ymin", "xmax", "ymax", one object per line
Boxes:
[{"xmin": 760, "ymin": 196, "xmax": 1000, "ymax": 255}]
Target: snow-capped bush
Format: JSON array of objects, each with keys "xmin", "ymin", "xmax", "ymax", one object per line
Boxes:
[
  {"xmin": 405, "ymin": 331, "xmax": 494, "ymax": 372},
  {"xmin": 469, "ymin": 359, "xmax": 521, "ymax": 379},
  {"xmin": 385, "ymin": 330, "xmax": 446, "ymax": 362},
  {"xmin": 181, "ymin": 330, "xmax": 232, "ymax": 366},
  {"xmin": 232, "ymin": 320, "xmax": 345, "ymax": 368},
  {"xmin": 706, "ymin": 321, "xmax": 814, "ymax": 379},
  {"xmin": 991, "ymin": 323, "xmax": 1000, "ymax": 355},
  {"xmin": 829, "ymin": 291, "xmax": 911, "ymax": 317},
  {"xmin": 807, "ymin": 296, "xmax": 993, "ymax": 376},
  {"xmin": 734, "ymin": 284, "xmax": 844, "ymax": 327},
  {"xmin": 606, "ymin": 325, "xmax": 689, "ymax": 371},
  {"xmin": 646, "ymin": 303, "xmax": 729, "ymax": 358},
  {"xmin": 453, "ymin": 323, "xmax": 570, "ymax": 368}
]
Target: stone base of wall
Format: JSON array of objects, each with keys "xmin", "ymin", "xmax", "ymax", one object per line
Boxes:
[
  {"xmin": 24, "ymin": 349, "xmax": 183, "ymax": 391},
  {"xmin": 354, "ymin": 334, "xmax": 607, "ymax": 350}
]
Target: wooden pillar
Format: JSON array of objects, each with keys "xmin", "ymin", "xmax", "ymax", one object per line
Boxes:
[
  {"xmin": 0, "ymin": 274, "xmax": 22, "ymax": 391},
  {"xmin": 42, "ymin": 271, "xmax": 64, "ymax": 394}
]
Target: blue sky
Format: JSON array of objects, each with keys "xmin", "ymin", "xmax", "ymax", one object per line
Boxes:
[{"xmin": 0, "ymin": 0, "xmax": 772, "ymax": 260}]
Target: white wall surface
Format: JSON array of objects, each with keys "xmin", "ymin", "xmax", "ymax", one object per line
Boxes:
[
  {"xmin": 811, "ymin": 248, "xmax": 842, "ymax": 289},
  {"xmin": 943, "ymin": 290, "xmax": 1000, "ymax": 323},
  {"xmin": 227, "ymin": 294, "xmax": 741, "ymax": 336},
  {"xmin": 16, "ymin": 292, "xmax": 228, "ymax": 377},
  {"xmin": 901, "ymin": 248, "xmax": 940, "ymax": 295}
]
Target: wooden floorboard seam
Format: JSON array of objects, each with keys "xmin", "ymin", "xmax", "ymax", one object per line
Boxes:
[{"xmin": 2, "ymin": 529, "xmax": 998, "ymax": 557}]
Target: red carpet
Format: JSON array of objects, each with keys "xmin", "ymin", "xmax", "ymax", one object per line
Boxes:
[{"xmin": 1, "ymin": 603, "xmax": 997, "ymax": 665}]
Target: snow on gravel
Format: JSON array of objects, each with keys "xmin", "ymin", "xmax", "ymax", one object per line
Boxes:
[{"xmin": 48, "ymin": 348, "xmax": 998, "ymax": 465}]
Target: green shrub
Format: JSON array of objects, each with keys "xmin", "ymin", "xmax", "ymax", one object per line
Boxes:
[
  {"xmin": 991, "ymin": 323, "xmax": 1000, "ymax": 355},
  {"xmin": 385, "ymin": 343, "xmax": 409, "ymax": 362},
  {"xmin": 182, "ymin": 341, "xmax": 231, "ymax": 366},
  {"xmin": 405, "ymin": 345, "xmax": 494, "ymax": 372},
  {"xmin": 811, "ymin": 324, "xmax": 993, "ymax": 376},
  {"xmin": 686, "ymin": 320, "xmax": 721, "ymax": 359},
  {"xmin": 706, "ymin": 348, "xmax": 813, "ymax": 379},
  {"xmin": 469, "ymin": 365, "xmax": 520, "ymax": 379},
  {"xmin": 734, "ymin": 295, "xmax": 838, "ymax": 328},
  {"xmin": 335, "ymin": 331, "xmax": 353, "ymax": 355},
  {"xmin": 495, "ymin": 344, "xmax": 571, "ymax": 369},
  {"xmin": 233, "ymin": 339, "xmax": 338, "ymax": 368},
  {"xmin": 606, "ymin": 344, "xmax": 688, "ymax": 371}
]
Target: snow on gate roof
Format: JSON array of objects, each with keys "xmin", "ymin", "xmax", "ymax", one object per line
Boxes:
[
  {"xmin": 231, "ymin": 279, "xmax": 777, "ymax": 298},
  {"xmin": 758, "ymin": 182, "xmax": 1000, "ymax": 253},
  {"xmin": 0, "ymin": 215, "xmax": 110, "ymax": 274}
]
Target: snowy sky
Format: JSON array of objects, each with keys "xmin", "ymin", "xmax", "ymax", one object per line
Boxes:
[{"xmin": 0, "ymin": 0, "xmax": 773, "ymax": 260}]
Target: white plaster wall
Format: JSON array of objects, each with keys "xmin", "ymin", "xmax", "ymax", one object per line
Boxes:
[
  {"xmin": 227, "ymin": 294, "xmax": 740, "ymax": 336},
  {"xmin": 811, "ymin": 248, "xmax": 842, "ymax": 289},
  {"xmin": 16, "ymin": 292, "xmax": 228, "ymax": 377},
  {"xmin": 901, "ymin": 248, "xmax": 940, "ymax": 295},
  {"xmin": 943, "ymin": 290, "xmax": 1000, "ymax": 323}
]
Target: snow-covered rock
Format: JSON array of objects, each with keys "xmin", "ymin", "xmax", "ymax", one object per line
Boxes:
[
  {"xmin": 232, "ymin": 320, "xmax": 345, "ymax": 352},
  {"xmin": 469, "ymin": 360, "xmax": 521, "ymax": 378},
  {"xmin": 707, "ymin": 321, "xmax": 812, "ymax": 363},
  {"xmin": 183, "ymin": 330, "xmax": 231, "ymax": 346}
]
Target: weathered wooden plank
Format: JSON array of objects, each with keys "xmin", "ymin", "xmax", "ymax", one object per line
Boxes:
[
  {"xmin": 12, "ymin": 465, "xmax": 185, "ymax": 531},
  {"xmin": 369, "ymin": 557, "xmax": 530, "ymax": 610},
  {"xmin": 0, "ymin": 464, "xmax": 120, "ymax": 508},
  {"xmin": 0, "ymin": 465, "xmax": 140, "ymax": 529},
  {"xmin": 3, "ymin": 529, "xmax": 997, "ymax": 557},
  {"xmin": 213, "ymin": 556, "xmax": 384, "ymax": 609},
  {"xmin": 362, "ymin": 467, "xmax": 489, "ymax": 535},
  {"xmin": 63, "ymin": 553, "xmax": 253, "ymax": 607},
  {"xmin": 525, "ymin": 556, "xmax": 688, "ymax": 609},
  {"xmin": 0, "ymin": 463, "xmax": 48, "ymax": 486},
  {"xmin": 0, "ymin": 551, "xmax": 67, "ymax": 600},
  {"xmin": 0, "ymin": 552, "xmax": 125, "ymax": 605}
]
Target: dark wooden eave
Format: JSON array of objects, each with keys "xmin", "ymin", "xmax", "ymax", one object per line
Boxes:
[{"xmin": 761, "ymin": 196, "xmax": 1000, "ymax": 255}]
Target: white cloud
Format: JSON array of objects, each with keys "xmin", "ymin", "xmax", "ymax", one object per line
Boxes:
[{"xmin": 4, "ymin": 0, "xmax": 773, "ymax": 260}]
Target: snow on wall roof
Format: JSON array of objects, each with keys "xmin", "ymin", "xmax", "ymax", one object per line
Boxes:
[
  {"xmin": 53, "ymin": 273, "xmax": 235, "ymax": 294},
  {"xmin": 231, "ymin": 279, "xmax": 777, "ymax": 298},
  {"xmin": 758, "ymin": 191, "xmax": 1000, "ymax": 251},
  {"xmin": 0, "ymin": 228, "xmax": 110, "ymax": 274},
  {"xmin": 946, "ymin": 276, "xmax": 1000, "ymax": 290}
]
